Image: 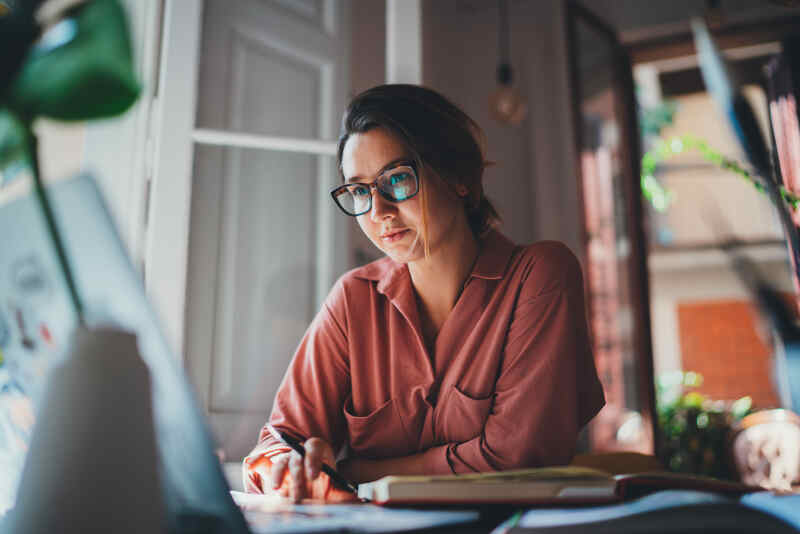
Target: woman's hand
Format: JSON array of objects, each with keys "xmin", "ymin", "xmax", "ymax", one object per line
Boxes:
[
  {"xmin": 245, "ymin": 438, "xmax": 357, "ymax": 503},
  {"xmin": 271, "ymin": 437, "xmax": 334, "ymax": 502}
]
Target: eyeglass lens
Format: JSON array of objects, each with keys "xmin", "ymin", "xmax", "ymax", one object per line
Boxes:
[{"xmin": 334, "ymin": 167, "xmax": 417, "ymax": 215}]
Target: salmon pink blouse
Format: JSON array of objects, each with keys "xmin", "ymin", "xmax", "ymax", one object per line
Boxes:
[{"xmin": 245, "ymin": 231, "xmax": 604, "ymax": 490}]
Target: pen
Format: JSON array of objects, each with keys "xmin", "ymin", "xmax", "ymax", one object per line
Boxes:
[{"xmin": 266, "ymin": 424, "xmax": 361, "ymax": 497}]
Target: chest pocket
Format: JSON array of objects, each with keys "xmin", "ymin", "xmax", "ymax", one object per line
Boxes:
[
  {"xmin": 435, "ymin": 385, "xmax": 494, "ymax": 444},
  {"xmin": 343, "ymin": 397, "xmax": 412, "ymax": 458}
]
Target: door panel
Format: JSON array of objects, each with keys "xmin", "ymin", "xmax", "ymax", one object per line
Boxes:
[
  {"xmin": 196, "ymin": 0, "xmax": 338, "ymax": 139},
  {"xmin": 273, "ymin": 0, "xmax": 329, "ymax": 29},
  {"xmin": 185, "ymin": 0, "xmax": 349, "ymax": 460},
  {"xmin": 210, "ymin": 148, "xmax": 319, "ymax": 413},
  {"xmin": 229, "ymin": 32, "xmax": 322, "ymax": 138}
]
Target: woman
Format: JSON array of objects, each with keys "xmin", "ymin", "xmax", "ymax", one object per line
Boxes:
[{"xmin": 243, "ymin": 84, "xmax": 605, "ymax": 502}]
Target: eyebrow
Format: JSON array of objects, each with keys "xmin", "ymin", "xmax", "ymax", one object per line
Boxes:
[{"xmin": 345, "ymin": 158, "xmax": 411, "ymax": 184}]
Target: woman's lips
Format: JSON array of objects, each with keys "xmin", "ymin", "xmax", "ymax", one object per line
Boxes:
[{"xmin": 381, "ymin": 229, "xmax": 409, "ymax": 243}]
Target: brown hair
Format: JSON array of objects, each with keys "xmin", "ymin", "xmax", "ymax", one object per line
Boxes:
[{"xmin": 336, "ymin": 84, "xmax": 501, "ymax": 247}]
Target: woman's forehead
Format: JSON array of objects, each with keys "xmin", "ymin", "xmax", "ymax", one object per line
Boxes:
[{"xmin": 341, "ymin": 128, "xmax": 412, "ymax": 180}]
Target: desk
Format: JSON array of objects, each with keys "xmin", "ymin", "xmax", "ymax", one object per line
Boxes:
[
  {"xmin": 467, "ymin": 491, "xmax": 800, "ymax": 534},
  {"xmin": 270, "ymin": 492, "xmax": 800, "ymax": 534}
]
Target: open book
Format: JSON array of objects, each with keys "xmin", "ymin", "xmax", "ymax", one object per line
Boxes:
[{"xmin": 357, "ymin": 466, "xmax": 760, "ymax": 506}]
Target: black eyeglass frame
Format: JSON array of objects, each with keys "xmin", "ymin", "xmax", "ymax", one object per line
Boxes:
[{"xmin": 330, "ymin": 162, "xmax": 420, "ymax": 216}]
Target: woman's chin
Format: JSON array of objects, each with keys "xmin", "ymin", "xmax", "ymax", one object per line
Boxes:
[{"xmin": 380, "ymin": 244, "xmax": 423, "ymax": 264}]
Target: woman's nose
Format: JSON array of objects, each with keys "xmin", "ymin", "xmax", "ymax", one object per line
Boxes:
[{"xmin": 370, "ymin": 189, "xmax": 396, "ymax": 222}]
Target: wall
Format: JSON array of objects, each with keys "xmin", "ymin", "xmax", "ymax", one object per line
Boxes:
[
  {"xmin": 649, "ymin": 248, "xmax": 793, "ymax": 375},
  {"xmin": 347, "ymin": 0, "xmax": 388, "ymax": 265},
  {"xmin": 350, "ymin": 0, "xmax": 386, "ymax": 96},
  {"xmin": 345, "ymin": 0, "xmax": 579, "ymax": 263},
  {"xmin": 345, "ymin": 0, "xmax": 583, "ymax": 263},
  {"xmin": 423, "ymin": 0, "xmax": 581, "ymax": 255},
  {"xmin": 678, "ymin": 298, "xmax": 782, "ymax": 409}
]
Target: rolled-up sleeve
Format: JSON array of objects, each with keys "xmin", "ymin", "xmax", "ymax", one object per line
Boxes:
[{"xmin": 429, "ymin": 245, "xmax": 605, "ymax": 474}]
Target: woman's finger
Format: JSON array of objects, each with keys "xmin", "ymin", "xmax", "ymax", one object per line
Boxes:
[
  {"xmin": 243, "ymin": 453, "xmax": 273, "ymax": 494},
  {"xmin": 304, "ymin": 437, "xmax": 327, "ymax": 480},
  {"xmin": 245, "ymin": 469, "xmax": 264, "ymax": 494},
  {"xmin": 288, "ymin": 451, "xmax": 306, "ymax": 502},
  {"xmin": 269, "ymin": 453, "xmax": 290, "ymax": 491}
]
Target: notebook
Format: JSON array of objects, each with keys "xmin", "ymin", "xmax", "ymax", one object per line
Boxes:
[{"xmin": 357, "ymin": 466, "xmax": 760, "ymax": 506}]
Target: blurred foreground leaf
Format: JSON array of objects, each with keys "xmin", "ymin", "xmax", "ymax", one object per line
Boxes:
[{"xmin": 5, "ymin": 0, "xmax": 140, "ymax": 121}]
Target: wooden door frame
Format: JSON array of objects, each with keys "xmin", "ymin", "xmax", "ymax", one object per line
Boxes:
[
  {"xmin": 146, "ymin": 0, "xmax": 203, "ymax": 360},
  {"xmin": 628, "ymin": 15, "xmax": 800, "ymax": 65},
  {"xmin": 565, "ymin": 0, "xmax": 659, "ymax": 456}
]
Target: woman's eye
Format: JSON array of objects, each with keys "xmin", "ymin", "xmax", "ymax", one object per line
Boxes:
[
  {"xmin": 353, "ymin": 185, "xmax": 369, "ymax": 196},
  {"xmin": 389, "ymin": 173, "xmax": 409, "ymax": 185}
]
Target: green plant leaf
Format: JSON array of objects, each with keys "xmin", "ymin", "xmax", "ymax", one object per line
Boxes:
[
  {"xmin": 641, "ymin": 134, "xmax": 800, "ymax": 213},
  {"xmin": 5, "ymin": 0, "xmax": 140, "ymax": 121},
  {"xmin": 730, "ymin": 396, "xmax": 753, "ymax": 420},
  {"xmin": 681, "ymin": 391, "xmax": 706, "ymax": 409},
  {"xmin": 683, "ymin": 371, "xmax": 703, "ymax": 388}
]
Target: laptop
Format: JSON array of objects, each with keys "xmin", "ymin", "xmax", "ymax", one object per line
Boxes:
[{"xmin": 0, "ymin": 173, "xmax": 478, "ymax": 533}]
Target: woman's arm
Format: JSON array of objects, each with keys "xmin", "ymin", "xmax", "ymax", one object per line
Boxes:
[{"xmin": 338, "ymin": 446, "xmax": 448, "ymax": 483}]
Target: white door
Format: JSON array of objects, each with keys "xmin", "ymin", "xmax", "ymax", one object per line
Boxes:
[{"xmin": 183, "ymin": 0, "xmax": 351, "ymax": 461}]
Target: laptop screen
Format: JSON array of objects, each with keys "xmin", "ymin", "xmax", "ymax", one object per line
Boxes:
[{"xmin": 0, "ymin": 174, "xmax": 248, "ymax": 532}]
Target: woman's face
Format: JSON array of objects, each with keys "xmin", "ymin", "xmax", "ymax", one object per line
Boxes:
[{"xmin": 341, "ymin": 127, "xmax": 466, "ymax": 263}]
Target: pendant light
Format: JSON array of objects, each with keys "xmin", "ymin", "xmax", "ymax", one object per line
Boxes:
[{"xmin": 489, "ymin": 0, "xmax": 527, "ymax": 125}]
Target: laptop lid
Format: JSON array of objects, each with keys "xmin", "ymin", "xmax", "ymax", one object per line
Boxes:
[{"xmin": 0, "ymin": 173, "xmax": 249, "ymax": 533}]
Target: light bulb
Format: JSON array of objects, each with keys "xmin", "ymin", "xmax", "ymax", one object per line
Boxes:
[{"xmin": 489, "ymin": 84, "xmax": 527, "ymax": 125}]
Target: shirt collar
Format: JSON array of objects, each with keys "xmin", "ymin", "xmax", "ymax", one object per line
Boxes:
[
  {"xmin": 469, "ymin": 229, "xmax": 517, "ymax": 280},
  {"xmin": 353, "ymin": 229, "xmax": 517, "ymax": 294}
]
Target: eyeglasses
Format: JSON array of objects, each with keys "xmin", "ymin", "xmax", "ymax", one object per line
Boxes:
[{"xmin": 330, "ymin": 164, "xmax": 419, "ymax": 216}]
